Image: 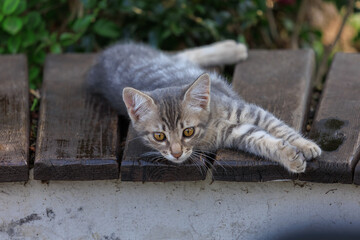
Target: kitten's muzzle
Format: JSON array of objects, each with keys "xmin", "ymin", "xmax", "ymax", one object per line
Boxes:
[{"xmin": 170, "ymin": 143, "xmax": 182, "ymax": 159}]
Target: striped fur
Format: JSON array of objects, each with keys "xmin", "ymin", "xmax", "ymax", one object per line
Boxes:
[{"xmin": 87, "ymin": 41, "xmax": 321, "ymax": 173}]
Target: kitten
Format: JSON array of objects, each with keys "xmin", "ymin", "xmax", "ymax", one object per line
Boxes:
[{"xmin": 87, "ymin": 40, "xmax": 321, "ymax": 173}]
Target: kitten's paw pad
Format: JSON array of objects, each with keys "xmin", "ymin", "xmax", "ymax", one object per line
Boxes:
[
  {"xmin": 277, "ymin": 141, "xmax": 306, "ymax": 173},
  {"xmin": 287, "ymin": 151, "xmax": 306, "ymax": 173},
  {"xmin": 292, "ymin": 139, "xmax": 322, "ymax": 160}
]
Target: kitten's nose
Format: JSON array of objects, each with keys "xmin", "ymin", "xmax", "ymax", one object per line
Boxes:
[
  {"xmin": 171, "ymin": 151, "xmax": 182, "ymax": 159},
  {"xmin": 171, "ymin": 143, "xmax": 182, "ymax": 159}
]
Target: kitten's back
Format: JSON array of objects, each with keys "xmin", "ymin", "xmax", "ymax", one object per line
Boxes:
[{"xmin": 87, "ymin": 42, "xmax": 238, "ymax": 116}]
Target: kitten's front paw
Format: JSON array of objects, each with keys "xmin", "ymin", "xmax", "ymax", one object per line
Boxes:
[
  {"xmin": 287, "ymin": 150, "xmax": 307, "ymax": 173},
  {"xmin": 292, "ymin": 138, "xmax": 322, "ymax": 160},
  {"xmin": 278, "ymin": 141, "xmax": 306, "ymax": 173}
]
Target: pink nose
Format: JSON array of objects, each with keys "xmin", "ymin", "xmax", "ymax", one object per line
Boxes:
[
  {"xmin": 171, "ymin": 143, "xmax": 182, "ymax": 159},
  {"xmin": 171, "ymin": 151, "xmax": 182, "ymax": 159}
]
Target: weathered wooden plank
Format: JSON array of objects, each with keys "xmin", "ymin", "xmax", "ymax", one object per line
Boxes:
[
  {"xmin": 300, "ymin": 53, "xmax": 360, "ymax": 184},
  {"xmin": 34, "ymin": 54, "xmax": 119, "ymax": 180},
  {"xmin": 121, "ymin": 126, "xmax": 207, "ymax": 182},
  {"xmin": 0, "ymin": 55, "xmax": 29, "ymax": 182},
  {"xmin": 213, "ymin": 50, "xmax": 315, "ymax": 181},
  {"xmin": 354, "ymin": 158, "xmax": 360, "ymax": 185}
]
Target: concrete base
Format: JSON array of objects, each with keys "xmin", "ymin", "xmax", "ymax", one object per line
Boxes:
[{"xmin": 0, "ymin": 170, "xmax": 360, "ymax": 240}]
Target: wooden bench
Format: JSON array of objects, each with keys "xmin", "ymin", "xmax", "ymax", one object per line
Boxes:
[
  {"xmin": 0, "ymin": 55, "xmax": 29, "ymax": 182},
  {"xmin": 34, "ymin": 54, "xmax": 119, "ymax": 180},
  {"xmin": 1, "ymin": 50, "xmax": 360, "ymax": 184}
]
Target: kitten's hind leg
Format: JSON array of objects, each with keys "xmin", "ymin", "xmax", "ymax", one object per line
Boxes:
[
  {"xmin": 224, "ymin": 123, "xmax": 306, "ymax": 173},
  {"xmin": 175, "ymin": 40, "xmax": 247, "ymax": 67}
]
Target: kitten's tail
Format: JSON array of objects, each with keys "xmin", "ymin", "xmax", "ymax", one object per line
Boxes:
[{"xmin": 175, "ymin": 40, "xmax": 248, "ymax": 67}]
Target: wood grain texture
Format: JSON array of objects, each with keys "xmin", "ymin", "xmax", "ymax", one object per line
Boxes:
[
  {"xmin": 34, "ymin": 54, "xmax": 119, "ymax": 180},
  {"xmin": 213, "ymin": 50, "xmax": 315, "ymax": 182},
  {"xmin": 121, "ymin": 126, "xmax": 207, "ymax": 182},
  {"xmin": 300, "ymin": 53, "xmax": 360, "ymax": 184},
  {"xmin": 0, "ymin": 55, "xmax": 29, "ymax": 182}
]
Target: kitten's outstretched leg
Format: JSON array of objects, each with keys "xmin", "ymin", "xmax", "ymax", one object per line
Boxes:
[
  {"xmin": 239, "ymin": 104, "xmax": 321, "ymax": 160},
  {"xmin": 223, "ymin": 123, "xmax": 306, "ymax": 173},
  {"xmin": 175, "ymin": 40, "xmax": 247, "ymax": 67}
]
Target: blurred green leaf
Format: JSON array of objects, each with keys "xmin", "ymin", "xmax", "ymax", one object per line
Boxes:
[
  {"xmin": 238, "ymin": 35, "xmax": 247, "ymax": 45},
  {"xmin": 283, "ymin": 18, "xmax": 294, "ymax": 32},
  {"xmin": 22, "ymin": 30, "xmax": 37, "ymax": 47},
  {"xmin": 50, "ymin": 32, "xmax": 57, "ymax": 42},
  {"xmin": 25, "ymin": 12, "xmax": 41, "ymax": 29},
  {"xmin": 2, "ymin": 16, "xmax": 23, "ymax": 35},
  {"xmin": 161, "ymin": 29, "xmax": 171, "ymax": 40},
  {"xmin": 30, "ymin": 98, "xmax": 39, "ymax": 111},
  {"xmin": 29, "ymin": 82, "xmax": 36, "ymax": 90},
  {"xmin": 50, "ymin": 43, "xmax": 62, "ymax": 53},
  {"xmin": 98, "ymin": 0, "xmax": 107, "ymax": 9},
  {"xmin": 2, "ymin": 0, "xmax": 20, "ymax": 15},
  {"xmin": 93, "ymin": 19, "xmax": 120, "ymax": 38},
  {"xmin": 313, "ymin": 40, "xmax": 324, "ymax": 61},
  {"xmin": 0, "ymin": 13, "xmax": 4, "ymax": 22},
  {"xmin": 29, "ymin": 66, "xmax": 40, "ymax": 82},
  {"xmin": 7, "ymin": 35, "xmax": 21, "ymax": 53},
  {"xmin": 13, "ymin": 0, "xmax": 26, "ymax": 15},
  {"xmin": 349, "ymin": 13, "xmax": 360, "ymax": 31},
  {"xmin": 72, "ymin": 15, "xmax": 94, "ymax": 32},
  {"xmin": 60, "ymin": 32, "xmax": 78, "ymax": 46},
  {"xmin": 31, "ymin": 50, "xmax": 45, "ymax": 65},
  {"xmin": 81, "ymin": 0, "xmax": 97, "ymax": 9},
  {"xmin": 170, "ymin": 23, "xmax": 183, "ymax": 36}
]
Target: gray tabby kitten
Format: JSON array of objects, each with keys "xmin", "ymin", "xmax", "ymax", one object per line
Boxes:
[{"xmin": 87, "ymin": 40, "xmax": 321, "ymax": 173}]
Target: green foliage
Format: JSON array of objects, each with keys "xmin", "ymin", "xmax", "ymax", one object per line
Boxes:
[
  {"xmin": 2, "ymin": 0, "xmax": 21, "ymax": 15},
  {"xmin": 0, "ymin": 0, "xmax": 355, "ymax": 89}
]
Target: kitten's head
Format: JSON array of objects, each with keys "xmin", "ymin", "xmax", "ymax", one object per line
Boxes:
[{"xmin": 123, "ymin": 73, "xmax": 211, "ymax": 163}]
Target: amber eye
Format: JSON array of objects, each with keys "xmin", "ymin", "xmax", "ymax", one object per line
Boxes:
[
  {"xmin": 183, "ymin": 127, "xmax": 195, "ymax": 138},
  {"xmin": 153, "ymin": 132, "xmax": 166, "ymax": 141}
]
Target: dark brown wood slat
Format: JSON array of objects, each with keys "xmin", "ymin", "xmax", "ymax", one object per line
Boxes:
[
  {"xmin": 121, "ymin": 126, "xmax": 207, "ymax": 182},
  {"xmin": 300, "ymin": 53, "xmax": 360, "ymax": 184},
  {"xmin": 34, "ymin": 54, "xmax": 119, "ymax": 180},
  {"xmin": 213, "ymin": 49, "xmax": 315, "ymax": 182},
  {"xmin": 0, "ymin": 55, "xmax": 29, "ymax": 182},
  {"xmin": 354, "ymin": 161, "xmax": 360, "ymax": 185}
]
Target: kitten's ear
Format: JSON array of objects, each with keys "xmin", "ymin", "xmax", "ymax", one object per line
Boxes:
[
  {"xmin": 183, "ymin": 73, "xmax": 211, "ymax": 111},
  {"xmin": 123, "ymin": 87, "xmax": 156, "ymax": 122}
]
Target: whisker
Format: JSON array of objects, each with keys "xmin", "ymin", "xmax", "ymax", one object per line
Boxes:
[
  {"xmin": 127, "ymin": 136, "xmax": 145, "ymax": 143},
  {"xmin": 192, "ymin": 150, "xmax": 230, "ymax": 173},
  {"xmin": 192, "ymin": 153, "xmax": 215, "ymax": 173},
  {"xmin": 190, "ymin": 155, "xmax": 207, "ymax": 175}
]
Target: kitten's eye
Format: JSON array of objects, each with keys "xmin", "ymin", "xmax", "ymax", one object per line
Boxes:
[
  {"xmin": 183, "ymin": 127, "xmax": 195, "ymax": 138},
  {"xmin": 153, "ymin": 132, "xmax": 166, "ymax": 141}
]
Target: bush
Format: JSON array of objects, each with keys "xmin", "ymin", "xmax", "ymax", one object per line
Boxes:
[{"xmin": 0, "ymin": 0, "xmax": 357, "ymax": 89}]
